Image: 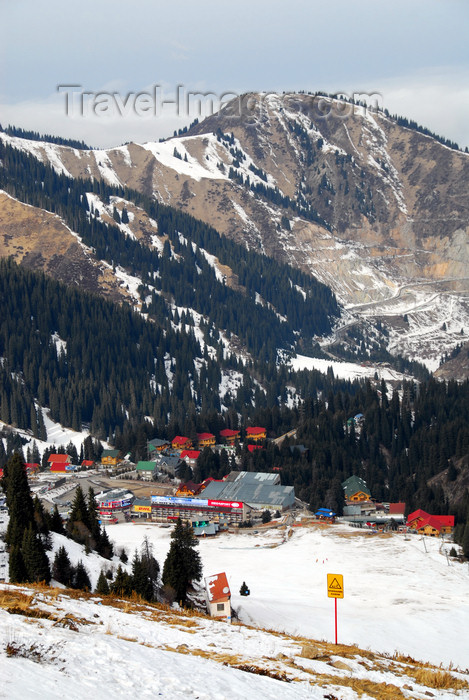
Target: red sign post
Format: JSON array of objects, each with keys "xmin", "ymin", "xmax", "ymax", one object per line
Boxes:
[{"xmin": 327, "ymin": 573, "xmax": 344, "ymax": 645}]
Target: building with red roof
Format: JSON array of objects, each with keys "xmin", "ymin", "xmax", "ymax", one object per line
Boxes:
[
  {"xmin": 247, "ymin": 444, "xmax": 263, "ymax": 453},
  {"xmin": 408, "ymin": 509, "xmax": 454, "ymax": 536},
  {"xmin": 48, "ymin": 454, "xmax": 71, "ymax": 472},
  {"xmin": 24, "ymin": 463, "xmax": 40, "ymax": 474},
  {"xmin": 81, "ymin": 460, "xmax": 94, "ymax": 468},
  {"xmin": 180, "ymin": 450, "xmax": 201, "ymax": 466},
  {"xmin": 407, "ymin": 509, "xmax": 428, "ymax": 528},
  {"xmin": 197, "ymin": 433, "xmax": 216, "ymax": 449},
  {"xmin": 205, "ymin": 572, "xmax": 231, "ymax": 622},
  {"xmin": 246, "ymin": 426, "xmax": 266, "ymax": 442},
  {"xmin": 389, "ymin": 503, "xmax": 406, "ymax": 517},
  {"xmin": 219, "ymin": 428, "xmax": 240, "ymax": 445},
  {"xmin": 171, "ymin": 436, "xmax": 192, "ymax": 451}
]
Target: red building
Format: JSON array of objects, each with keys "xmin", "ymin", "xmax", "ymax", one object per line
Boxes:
[
  {"xmin": 246, "ymin": 427, "xmax": 266, "ymax": 442},
  {"xmin": 197, "ymin": 433, "xmax": 216, "ymax": 448},
  {"xmin": 172, "ymin": 436, "xmax": 192, "ymax": 451},
  {"xmin": 219, "ymin": 428, "xmax": 240, "ymax": 445},
  {"xmin": 180, "ymin": 450, "xmax": 201, "ymax": 466},
  {"xmin": 247, "ymin": 444, "xmax": 262, "ymax": 453},
  {"xmin": 408, "ymin": 509, "xmax": 454, "ymax": 536},
  {"xmin": 48, "ymin": 454, "xmax": 71, "ymax": 472}
]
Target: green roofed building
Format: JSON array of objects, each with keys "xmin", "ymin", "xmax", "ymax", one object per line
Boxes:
[
  {"xmin": 342, "ymin": 475, "xmax": 371, "ymax": 502},
  {"xmin": 101, "ymin": 449, "xmax": 121, "ymax": 467},
  {"xmin": 136, "ymin": 461, "xmax": 158, "ymax": 480}
]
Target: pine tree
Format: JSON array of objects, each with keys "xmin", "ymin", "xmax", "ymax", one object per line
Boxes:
[
  {"xmin": 69, "ymin": 484, "xmax": 89, "ymax": 526},
  {"xmin": 67, "ymin": 484, "xmax": 91, "ymax": 545},
  {"xmin": 98, "ymin": 527, "xmax": 114, "ymax": 560},
  {"xmin": 21, "ymin": 524, "xmax": 51, "ymax": 584},
  {"xmin": 131, "ymin": 537, "xmax": 160, "ymax": 602},
  {"xmin": 5, "ymin": 453, "xmax": 35, "ymax": 548},
  {"xmin": 162, "ymin": 518, "xmax": 202, "ymax": 605},
  {"xmin": 52, "ymin": 545, "xmax": 73, "ymax": 586},
  {"xmin": 8, "ymin": 545, "xmax": 27, "ymax": 583},
  {"xmin": 34, "ymin": 495, "xmax": 51, "ymax": 547},
  {"xmin": 239, "ymin": 581, "xmax": 250, "ymax": 596},
  {"xmin": 131, "ymin": 552, "xmax": 153, "ymax": 601},
  {"xmin": 87, "ymin": 487, "xmax": 101, "ymax": 543},
  {"xmin": 96, "ymin": 570, "xmax": 110, "ymax": 594},
  {"xmin": 72, "ymin": 560, "xmax": 91, "ymax": 591},
  {"xmin": 49, "ymin": 505, "xmax": 65, "ymax": 535},
  {"xmin": 110, "ymin": 565, "xmax": 133, "ymax": 597}
]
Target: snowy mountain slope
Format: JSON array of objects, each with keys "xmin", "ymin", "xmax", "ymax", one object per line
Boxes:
[
  {"xmin": 1, "ymin": 521, "xmax": 469, "ymax": 699},
  {"xmin": 2, "ymin": 94, "xmax": 469, "ymax": 371},
  {"xmin": 0, "ymin": 189, "xmax": 140, "ymax": 304},
  {"xmin": 109, "ymin": 521, "xmax": 469, "ymax": 671}
]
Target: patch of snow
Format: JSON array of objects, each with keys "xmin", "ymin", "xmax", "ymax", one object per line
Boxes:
[
  {"xmin": 93, "ymin": 150, "xmax": 122, "ymax": 187},
  {"xmin": 51, "ymin": 332, "xmax": 67, "ymax": 357}
]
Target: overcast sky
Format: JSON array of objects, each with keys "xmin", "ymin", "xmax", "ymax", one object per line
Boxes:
[{"xmin": 1, "ymin": 0, "xmax": 468, "ymax": 149}]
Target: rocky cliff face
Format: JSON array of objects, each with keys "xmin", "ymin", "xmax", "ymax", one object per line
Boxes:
[{"xmin": 1, "ymin": 93, "xmax": 469, "ymax": 372}]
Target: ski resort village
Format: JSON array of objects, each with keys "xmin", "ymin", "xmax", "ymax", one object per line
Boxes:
[{"xmin": 2, "ymin": 418, "xmax": 469, "ymax": 699}]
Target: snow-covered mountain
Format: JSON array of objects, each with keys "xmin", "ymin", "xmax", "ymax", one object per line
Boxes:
[{"xmin": 1, "ymin": 93, "xmax": 469, "ymax": 373}]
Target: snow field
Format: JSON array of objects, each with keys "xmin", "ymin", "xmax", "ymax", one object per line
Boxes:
[{"xmin": 108, "ymin": 522, "xmax": 469, "ymax": 670}]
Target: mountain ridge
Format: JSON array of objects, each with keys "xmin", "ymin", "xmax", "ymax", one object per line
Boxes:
[{"xmin": 1, "ymin": 94, "xmax": 469, "ymax": 374}]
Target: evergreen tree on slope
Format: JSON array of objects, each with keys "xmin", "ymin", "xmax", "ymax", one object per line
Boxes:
[{"xmin": 162, "ymin": 518, "xmax": 202, "ymax": 605}]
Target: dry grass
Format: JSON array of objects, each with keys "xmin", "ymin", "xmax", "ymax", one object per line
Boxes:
[
  {"xmin": 0, "ymin": 589, "xmax": 35, "ymax": 611},
  {"xmin": 412, "ymin": 668, "xmax": 468, "ymax": 691},
  {"xmin": 314, "ymin": 674, "xmax": 406, "ymax": 699},
  {"xmin": 3, "ymin": 582, "xmax": 468, "ymax": 698},
  {"xmin": 334, "ymin": 529, "xmax": 392, "ymax": 539},
  {"xmin": 117, "ymin": 635, "xmax": 138, "ymax": 643}
]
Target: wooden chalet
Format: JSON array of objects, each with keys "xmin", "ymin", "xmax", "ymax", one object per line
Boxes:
[
  {"xmin": 176, "ymin": 480, "xmax": 203, "ymax": 497},
  {"xmin": 148, "ymin": 438, "xmax": 171, "ymax": 454},
  {"xmin": 171, "ymin": 436, "xmax": 192, "ymax": 451},
  {"xmin": 100, "ymin": 449, "xmax": 121, "ymax": 467},
  {"xmin": 342, "ymin": 475, "xmax": 371, "ymax": 502},
  {"xmin": 408, "ymin": 510, "xmax": 454, "ymax": 536},
  {"xmin": 219, "ymin": 428, "xmax": 240, "ymax": 445},
  {"xmin": 246, "ymin": 426, "xmax": 266, "ymax": 442},
  {"xmin": 407, "ymin": 509, "xmax": 430, "ymax": 529},
  {"xmin": 197, "ymin": 432, "xmax": 216, "ymax": 449}
]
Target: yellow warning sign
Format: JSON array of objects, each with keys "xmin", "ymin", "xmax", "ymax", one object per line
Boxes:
[{"xmin": 327, "ymin": 573, "xmax": 344, "ymax": 598}]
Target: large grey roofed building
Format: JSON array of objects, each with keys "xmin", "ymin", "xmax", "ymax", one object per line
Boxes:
[{"xmin": 201, "ymin": 471, "xmax": 295, "ymax": 511}]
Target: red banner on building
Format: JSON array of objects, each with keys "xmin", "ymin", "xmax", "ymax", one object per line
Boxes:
[{"xmin": 207, "ymin": 500, "xmax": 243, "ymax": 509}]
